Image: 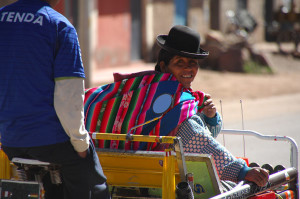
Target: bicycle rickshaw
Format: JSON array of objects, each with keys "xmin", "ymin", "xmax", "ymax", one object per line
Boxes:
[{"xmin": 0, "ymin": 72, "xmax": 298, "ymax": 198}]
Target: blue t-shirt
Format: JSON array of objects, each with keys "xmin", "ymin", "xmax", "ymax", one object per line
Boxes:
[{"xmin": 0, "ymin": 0, "xmax": 85, "ymax": 147}]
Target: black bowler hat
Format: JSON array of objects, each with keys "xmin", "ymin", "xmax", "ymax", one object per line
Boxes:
[{"xmin": 156, "ymin": 25, "xmax": 208, "ymax": 59}]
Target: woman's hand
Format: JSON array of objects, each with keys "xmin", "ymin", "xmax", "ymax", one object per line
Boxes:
[
  {"xmin": 245, "ymin": 167, "xmax": 269, "ymax": 187},
  {"xmin": 202, "ymin": 94, "xmax": 217, "ymax": 118}
]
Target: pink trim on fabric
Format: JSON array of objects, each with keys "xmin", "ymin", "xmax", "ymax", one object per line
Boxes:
[{"xmin": 113, "ymin": 70, "xmax": 159, "ymax": 82}]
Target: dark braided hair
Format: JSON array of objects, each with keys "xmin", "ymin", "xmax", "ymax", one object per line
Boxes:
[{"xmin": 154, "ymin": 49, "xmax": 176, "ymax": 72}]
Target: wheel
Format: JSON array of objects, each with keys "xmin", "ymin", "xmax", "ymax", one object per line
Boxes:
[
  {"xmin": 249, "ymin": 162, "xmax": 260, "ymax": 168},
  {"xmin": 273, "ymin": 165, "xmax": 286, "ymax": 173},
  {"xmin": 261, "ymin": 163, "xmax": 274, "ymax": 175}
]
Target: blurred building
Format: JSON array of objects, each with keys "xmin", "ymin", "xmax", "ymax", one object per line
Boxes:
[{"xmin": 1, "ymin": 0, "xmax": 299, "ymax": 87}]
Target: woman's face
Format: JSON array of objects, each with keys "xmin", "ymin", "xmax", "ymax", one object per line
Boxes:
[{"xmin": 160, "ymin": 56, "xmax": 199, "ymax": 88}]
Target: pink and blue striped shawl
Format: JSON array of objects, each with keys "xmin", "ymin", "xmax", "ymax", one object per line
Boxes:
[{"xmin": 84, "ymin": 73, "xmax": 206, "ymax": 150}]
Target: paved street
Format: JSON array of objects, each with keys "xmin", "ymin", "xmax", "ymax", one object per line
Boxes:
[{"xmin": 215, "ymin": 93, "xmax": 300, "ymax": 172}]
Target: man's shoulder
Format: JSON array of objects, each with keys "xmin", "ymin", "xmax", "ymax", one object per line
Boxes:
[{"xmin": 43, "ymin": 6, "xmax": 71, "ymax": 24}]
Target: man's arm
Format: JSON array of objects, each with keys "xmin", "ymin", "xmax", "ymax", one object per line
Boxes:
[{"xmin": 54, "ymin": 77, "xmax": 89, "ymax": 157}]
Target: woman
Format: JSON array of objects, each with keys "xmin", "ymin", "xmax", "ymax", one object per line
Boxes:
[
  {"xmin": 154, "ymin": 25, "xmax": 269, "ymax": 187},
  {"xmin": 155, "ymin": 25, "xmax": 221, "ymax": 138}
]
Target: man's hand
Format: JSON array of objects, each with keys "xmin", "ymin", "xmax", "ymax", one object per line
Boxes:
[
  {"xmin": 245, "ymin": 167, "xmax": 269, "ymax": 187},
  {"xmin": 77, "ymin": 150, "xmax": 88, "ymax": 158},
  {"xmin": 202, "ymin": 94, "xmax": 217, "ymax": 118}
]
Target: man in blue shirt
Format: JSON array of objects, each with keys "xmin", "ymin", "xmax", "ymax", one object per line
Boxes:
[{"xmin": 0, "ymin": 0, "xmax": 110, "ymax": 198}]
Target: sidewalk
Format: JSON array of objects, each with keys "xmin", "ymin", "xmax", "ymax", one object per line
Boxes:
[
  {"xmin": 252, "ymin": 42, "xmax": 300, "ymax": 74},
  {"xmin": 89, "ymin": 42, "xmax": 276, "ymax": 87},
  {"xmin": 90, "ymin": 42, "xmax": 300, "ymax": 87}
]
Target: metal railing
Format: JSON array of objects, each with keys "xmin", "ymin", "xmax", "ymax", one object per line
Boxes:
[{"xmin": 220, "ymin": 129, "xmax": 299, "ymax": 170}]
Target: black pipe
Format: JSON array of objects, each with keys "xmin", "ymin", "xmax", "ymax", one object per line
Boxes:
[{"xmin": 176, "ymin": 181, "xmax": 194, "ymax": 199}]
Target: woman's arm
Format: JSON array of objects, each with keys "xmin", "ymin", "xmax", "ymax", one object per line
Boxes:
[
  {"xmin": 200, "ymin": 112, "xmax": 222, "ymax": 138},
  {"xmin": 176, "ymin": 113, "xmax": 245, "ymax": 182},
  {"xmin": 177, "ymin": 112, "xmax": 269, "ymax": 186}
]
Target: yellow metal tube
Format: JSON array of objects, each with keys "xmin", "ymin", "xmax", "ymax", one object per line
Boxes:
[
  {"xmin": 0, "ymin": 147, "xmax": 11, "ymax": 180},
  {"xmin": 0, "ymin": 148, "xmax": 3, "ymax": 179},
  {"xmin": 5, "ymin": 153, "xmax": 11, "ymax": 179},
  {"xmin": 92, "ymin": 133, "xmax": 176, "ymax": 144},
  {"xmin": 162, "ymin": 149, "xmax": 176, "ymax": 199}
]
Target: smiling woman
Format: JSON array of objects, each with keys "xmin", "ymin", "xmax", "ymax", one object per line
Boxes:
[
  {"xmin": 151, "ymin": 25, "xmax": 270, "ymax": 189},
  {"xmin": 154, "ymin": 25, "xmax": 208, "ymax": 89},
  {"xmin": 154, "ymin": 25, "xmax": 218, "ymax": 119},
  {"xmin": 159, "ymin": 55, "xmax": 199, "ymax": 88}
]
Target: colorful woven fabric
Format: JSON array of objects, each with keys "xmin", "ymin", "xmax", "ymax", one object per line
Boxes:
[{"xmin": 84, "ymin": 73, "xmax": 206, "ymax": 150}]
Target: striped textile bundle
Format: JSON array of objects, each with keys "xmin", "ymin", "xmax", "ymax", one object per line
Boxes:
[{"xmin": 84, "ymin": 73, "xmax": 206, "ymax": 150}]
